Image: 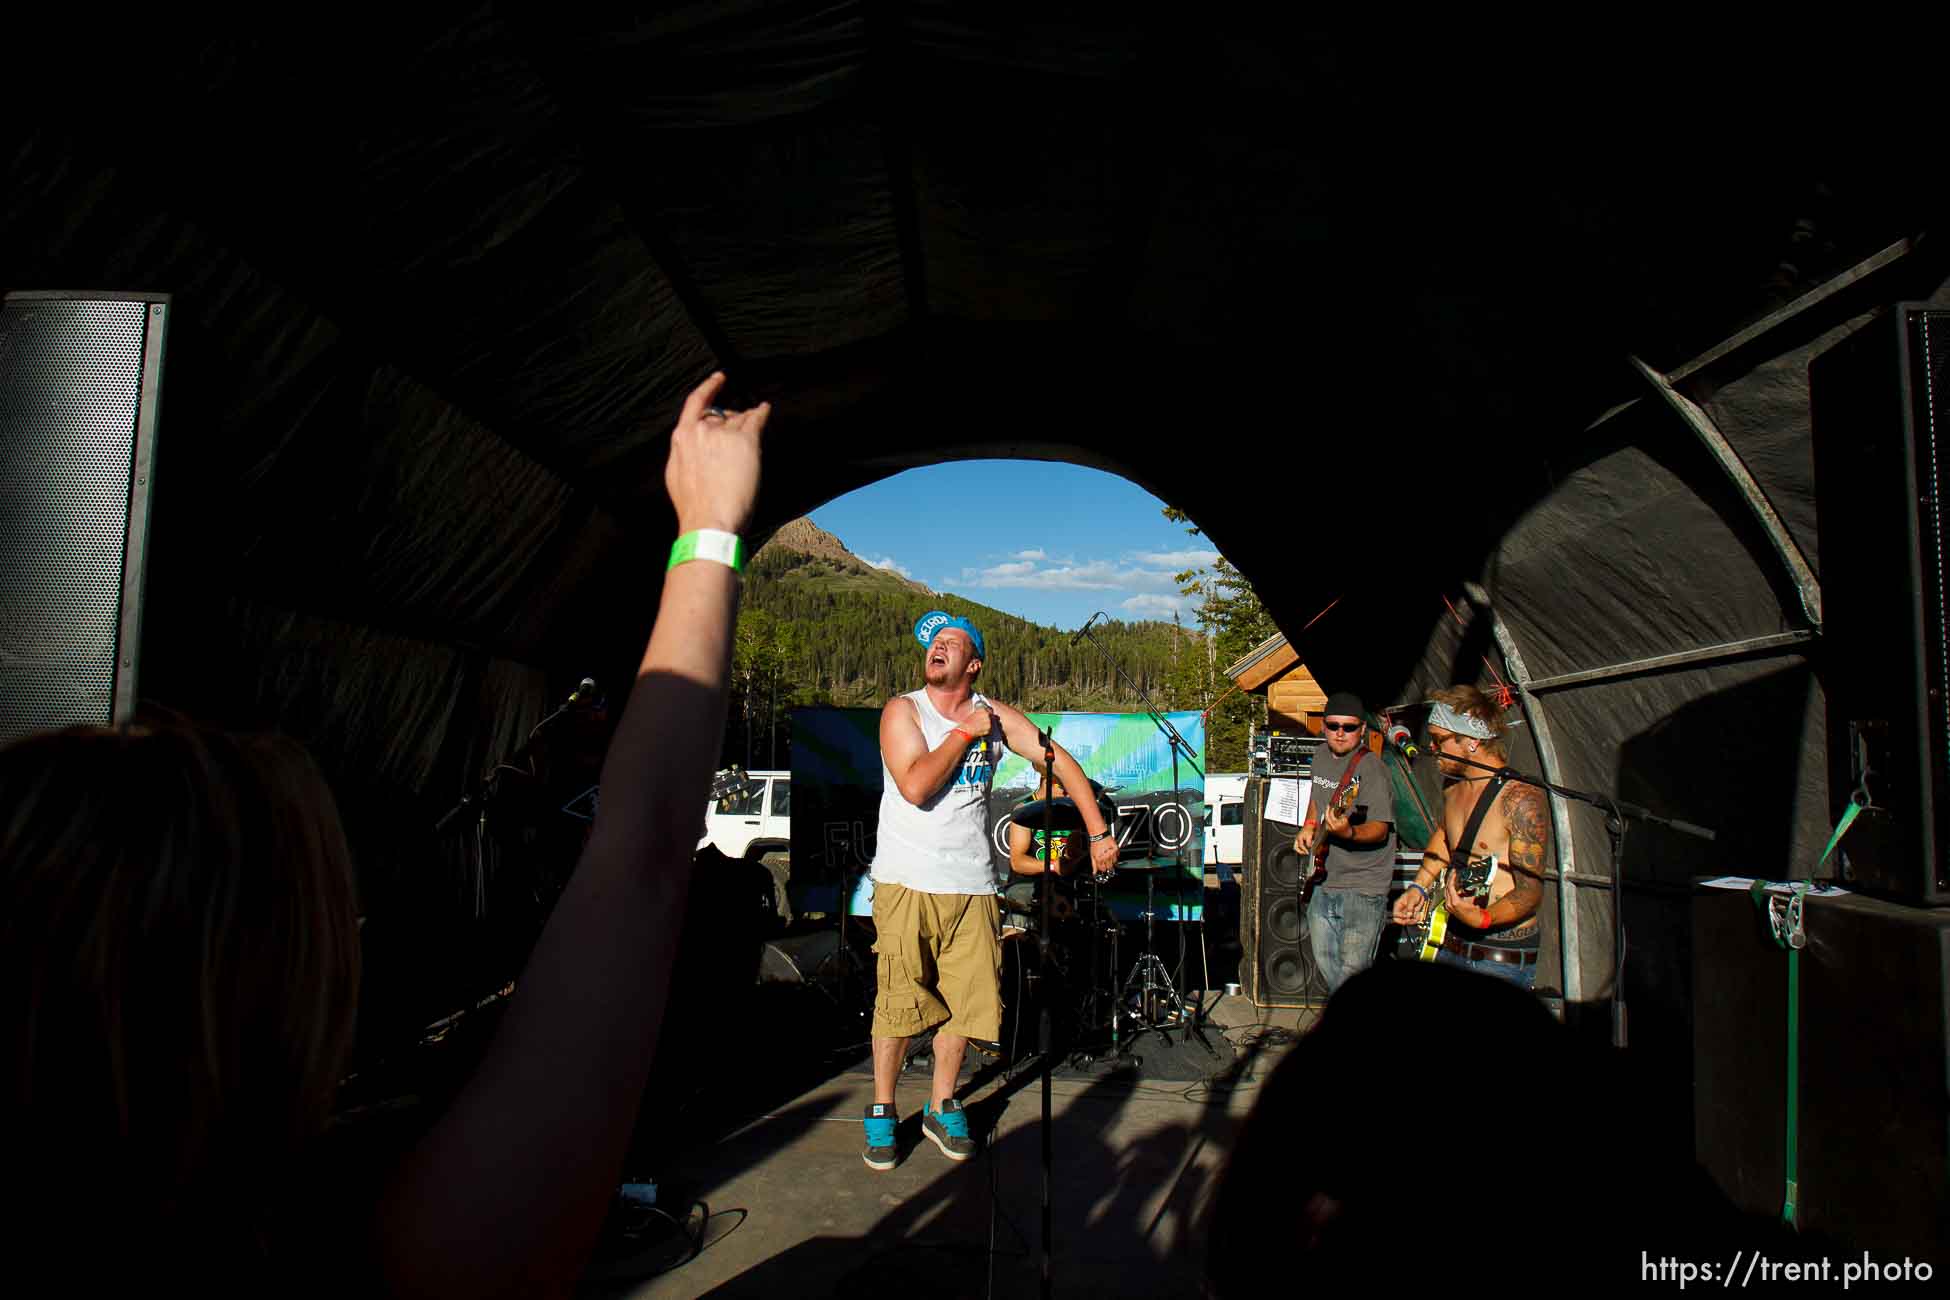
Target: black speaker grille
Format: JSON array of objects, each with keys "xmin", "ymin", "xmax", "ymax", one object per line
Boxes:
[
  {"xmin": 1263, "ymin": 839, "xmax": 1305, "ymax": 891},
  {"xmin": 1264, "ymin": 940, "xmax": 1312, "ymax": 999},
  {"xmin": 1266, "ymin": 894, "xmax": 1303, "ymax": 947},
  {"xmin": 0, "ymin": 299, "xmax": 146, "ymax": 745},
  {"xmin": 1262, "ymin": 894, "xmax": 1317, "ymax": 997}
]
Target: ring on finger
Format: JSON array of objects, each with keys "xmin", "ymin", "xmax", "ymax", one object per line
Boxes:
[{"xmin": 703, "ymin": 406, "xmax": 729, "ymax": 420}]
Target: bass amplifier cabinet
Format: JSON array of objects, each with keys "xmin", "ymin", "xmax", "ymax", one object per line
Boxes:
[
  {"xmin": 0, "ymin": 292, "xmax": 169, "ymax": 745},
  {"xmin": 1810, "ymin": 304, "xmax": 1950, "ymax": 904},
  {"xmin": 1239, "ymin": 775, "xmax": 1327, "ymax": 1008},
  {"xmin": 1693, "ymin": 886, "xmax": 1949, "ymax": 1256}
]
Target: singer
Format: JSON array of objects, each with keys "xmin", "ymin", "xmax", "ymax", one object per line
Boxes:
[
  {"xmin": 1293, "ymin": 691, "xmax": 1397, "ymax": 992},
  {"xmin": 861, "ymin": 611, "xmax": 1115, "ymax": 1173},
  {"xmin": 1389, "ymin": 685, "xmax": 1549, "ymax": 989}
]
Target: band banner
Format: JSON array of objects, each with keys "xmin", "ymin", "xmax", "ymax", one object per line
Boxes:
[{"xmin": 789, "ymin": 706, "xmax": 1207, "ymax": 922}]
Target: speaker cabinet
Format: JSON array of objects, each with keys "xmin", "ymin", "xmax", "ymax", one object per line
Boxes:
[
  {"xmin": 1693, "ymin": 886, "xmax": 1950, "ymax": 1255},
  {"xmin": 1240, "ymin": 775, "xmax": 1326, "ymax": 1008},
  {"xmin": 1810, "ymin": 304, "xmax": 1950, "ymax": 905},
  {"xmin": 0, "ymin": 292, "xmax": 168, "ymax": 746}
]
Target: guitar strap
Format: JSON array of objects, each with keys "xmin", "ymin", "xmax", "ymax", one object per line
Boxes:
[
  {"xmin": 1326, "ymin": 746, "xmax": 1366, "ymax": 811},
  {"xmin": 1453, "ymin": 767, "xmax": 1513, "ymax": 873}
]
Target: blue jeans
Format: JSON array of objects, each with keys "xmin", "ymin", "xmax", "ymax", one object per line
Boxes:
[
  {"xmin": 1433, "ymin": 944, "xmax": 1539, "ymax": 991},
  {"xmin": 1308, "ymin": 889, "xmax": 1387, "ymax": 995}
]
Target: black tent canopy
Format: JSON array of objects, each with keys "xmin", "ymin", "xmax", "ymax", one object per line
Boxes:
[{"xmin": 6, "ymin": 10, "xmax": 1947, "ymax": 1156}]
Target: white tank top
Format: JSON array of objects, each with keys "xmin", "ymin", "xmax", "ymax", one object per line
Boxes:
[{"xmin": 871, "ymin": 688, "xmax": 1000, "ymax": 894}]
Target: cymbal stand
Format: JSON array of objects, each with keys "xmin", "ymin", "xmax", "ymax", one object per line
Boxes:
[
  {"xmin": 1071, "ymin": 612, "xmax": 1215, "ymax": 1059},
  {"xmin": 1118, "ymin": 870, "xmax": 1188, "ymax": 1045}
]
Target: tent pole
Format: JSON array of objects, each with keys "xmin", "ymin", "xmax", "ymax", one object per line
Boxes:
[{"xmin": 1629, "ymin": 356, "xmax": 1823, "ymax": 631}]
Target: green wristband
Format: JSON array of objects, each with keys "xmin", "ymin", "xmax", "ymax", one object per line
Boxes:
[{"xmin": 668, "ymin": 529, "xmax": 743, "ymax": 573}]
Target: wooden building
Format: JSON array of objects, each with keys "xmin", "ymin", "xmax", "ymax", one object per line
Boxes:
[{"xmin": 1222, "ymin": 632, "xmax": 1326, "ymax": 733}]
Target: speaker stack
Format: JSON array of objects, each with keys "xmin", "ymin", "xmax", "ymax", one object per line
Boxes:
[
  {"xmin": 1239, "ymin": 775, "xmax": 1327, "ymax": 1008},
  {"xmin": 1685, "ymin": 303, "xmax": 1950, "ymax": 1258},
  {"xmin": 1810, "ymin": 303, "xmax": 1950, "ymax": 906},
  {"xmin": 0, "ymin": 292, "xmax": 169, "ymax": 746}
]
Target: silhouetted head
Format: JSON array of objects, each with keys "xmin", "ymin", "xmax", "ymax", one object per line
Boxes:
[{"xmin": 1, "ymin": 719, "xmax": 361, "ymax": 1255}]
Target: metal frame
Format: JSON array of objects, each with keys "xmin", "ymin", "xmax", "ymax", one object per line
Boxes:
[
  {"xmin": 1523, "ymin": 630, "xmax": 1814, "ymax": 694},
  {"xmin": 1630, "ymin": 355, "xmax": 1824, "ymax": 630},
  {"xmin": 116, "ymin": 298, "xmax": 169, "ymax": 725},
  {"xmin": 1585, "ymin": 237, "xmax": 1919, "ymax": 435}
]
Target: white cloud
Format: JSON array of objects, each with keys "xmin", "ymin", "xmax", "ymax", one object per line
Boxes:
[
  {"xmin": 1121, "ymin": 593, "xmax": 1186, "ymax": 617},
  {"xmin": 1011, "ymin": 548, "xmax": 1047, "ymax": 561},
  {"xmin": 975, "ymin": 560, "xmax": 1121, "ymax": 591},
  {"xmin": 865, "ymin": 554, "xmax": 912, "ymax": 578},
  {"xmin": 967, "ymin": 555, "xmax": 1189, "ymax": 595},
  {"xmin": 1132, "ymin": 548, "xmax": 1221, "ymax": 570}
]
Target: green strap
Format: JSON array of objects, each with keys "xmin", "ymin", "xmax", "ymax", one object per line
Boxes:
[
  {"xmin": 1782, "ymin": 942, "xmax": 1800, "ymax": 1229},
  {"xmin": 1748, "ymin": 796, "xmax": 1863, "ymax": 1234},
  {"xmin": 1817, "ymin": 795, "xmax": 1863, "ymax": 870}
]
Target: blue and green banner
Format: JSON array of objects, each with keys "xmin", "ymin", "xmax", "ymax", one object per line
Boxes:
[{"xmin": 789, "ymin": 706, "xmax": 1206, "ymax": 922}]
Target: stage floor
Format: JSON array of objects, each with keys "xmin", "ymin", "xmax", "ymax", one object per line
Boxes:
[{"xmin": 579, "ymin": 993, "xmax": 1312, "ymax": 1298}]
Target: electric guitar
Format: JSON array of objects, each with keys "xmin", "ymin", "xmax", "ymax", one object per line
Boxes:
[
  {"xmin": 1400, "ymin": 854, "xmax": 1500, "ymax": 961},
  {"xmin": 1302, "ymin": 774, "xmax": 1360, "ymax": 903}
]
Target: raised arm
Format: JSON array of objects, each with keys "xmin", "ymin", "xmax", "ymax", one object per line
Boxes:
[
  {"xmin": 880, "ymin": 695, "xmax": 990, "ymax": 807},
  {"xmin": 373, "ymin": 372, "xmax": 766, "ymax": 1298},
  {"xmin": 991, "ymin": 701, "xmax": 1115, "ymax": 875}
]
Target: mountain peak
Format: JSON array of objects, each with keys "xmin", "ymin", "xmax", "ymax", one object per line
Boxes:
[{"xmin": 756, "ymin": 517, "xmax": 933, "ymax": 594}]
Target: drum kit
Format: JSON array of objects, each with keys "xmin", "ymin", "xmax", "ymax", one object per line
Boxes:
[{"xmin": 998, "ymin": 791, "xmax": 1199, "ymax": 1059}]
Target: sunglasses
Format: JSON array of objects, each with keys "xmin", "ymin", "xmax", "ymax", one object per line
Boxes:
[{"xmin": 1322, "ymin": 721, "xmax": 1362, "ymax": 734}]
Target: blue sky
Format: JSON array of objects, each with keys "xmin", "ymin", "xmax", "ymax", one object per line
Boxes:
[{"xmin": 808, "ymin": 460, "xmax": 1223, "ymax": 631}]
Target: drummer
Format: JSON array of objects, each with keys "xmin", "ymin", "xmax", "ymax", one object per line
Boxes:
[{"xmin": 1003, "ymin": 771, "xmax": 1113, "ymax": 939}]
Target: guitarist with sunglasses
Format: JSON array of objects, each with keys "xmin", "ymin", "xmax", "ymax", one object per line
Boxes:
[
  {"xmin": 1389, "ymin": 685, "xmax": 1549, "ymax": 989},
  {"xmin": 1292, "ymin": 691, "xmax": 1397, "ymax": 993}
]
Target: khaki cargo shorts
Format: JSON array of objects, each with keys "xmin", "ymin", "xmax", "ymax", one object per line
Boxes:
[{"xmin": 870, "ymin": 881, "xmax": 1003, "ymax": 1042}]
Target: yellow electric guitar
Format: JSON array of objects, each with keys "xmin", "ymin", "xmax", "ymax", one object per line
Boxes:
[{"xmin": 1400, "ymin": 855, "xmax": 1499, "ymax": 961}]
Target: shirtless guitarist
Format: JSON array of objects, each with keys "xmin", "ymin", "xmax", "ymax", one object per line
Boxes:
[{"xmin": 1389, "ymin": 685, "xmax": 1549, "ymax": 990}]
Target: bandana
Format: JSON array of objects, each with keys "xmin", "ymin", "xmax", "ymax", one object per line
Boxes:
[
  {"xmin": 1428, "ymin": 700, "xmax": 1496, "ymax": 740},
  {"xmin": 914, "ymin": 610, "xmax": 986, "ymax": 661}
]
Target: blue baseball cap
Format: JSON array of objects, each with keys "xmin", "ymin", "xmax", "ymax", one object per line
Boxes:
[{"xmin": 915, "ymin": 610, "xmax": 985, "ymax": 661}]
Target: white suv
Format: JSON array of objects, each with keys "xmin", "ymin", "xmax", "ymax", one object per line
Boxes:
[{"xmin": 700, "ymin": 770, "xmax": 793, "ymax": 920}]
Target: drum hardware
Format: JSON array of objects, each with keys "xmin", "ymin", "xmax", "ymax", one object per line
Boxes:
[{"xmin": 1118, "ymin": 868, "xmax": 1189, "ymax": 1034}]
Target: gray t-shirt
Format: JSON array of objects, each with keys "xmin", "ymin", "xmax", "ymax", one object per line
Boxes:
[{"xmin": 1305, "ymin": 745, "xmax": 1396, "ymax": 895}]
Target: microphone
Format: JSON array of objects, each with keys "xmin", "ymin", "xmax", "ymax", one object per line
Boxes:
[
  {"xmin": 566, "ymin": 677, "xmax": 597, "ymax": 706},
  {"xmin": 1386, "ymin": 722, "xmax": 1420, "ymax": 759},
  {"xmin": 1070, "ymin": 612, "xmax": 1102, "ymax": 646}
]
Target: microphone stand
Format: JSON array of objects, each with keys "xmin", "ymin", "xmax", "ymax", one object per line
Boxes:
[
  {"xmin": 1071, "ymin": 613, "xmax": 1214, "ymax": 1059},
  {"xmin": 1036, "ymin": 726, "xmax": 1057, "ymax": 1300},
  {"xmin": 1413, "ymin": 744, "xmax": 1715, "ymax": 1049},
  {"xmin": 434, "ymin": 682, "xmax": 594, "ymax": 835}
]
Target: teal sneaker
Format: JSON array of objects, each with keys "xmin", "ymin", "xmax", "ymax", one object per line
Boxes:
[
  {"xmin": 921, "ymin": 1097, "xmax": 976, "ymax": 1162},
  {"xmin": 862, "ymin": 1102, "xmax": 898, "ymax": 1171}
]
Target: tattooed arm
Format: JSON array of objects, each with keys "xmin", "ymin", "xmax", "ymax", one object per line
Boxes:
[{"xmin": 1486, "ymin": 783, "xmax": 1549, "ymax": 927}]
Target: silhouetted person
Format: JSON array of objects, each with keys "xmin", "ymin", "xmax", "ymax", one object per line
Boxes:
[
  {"xmin": 1205, "ymin": 960, "xmax": 1780, "ymax": 1293},
  {"xmin": 2, "ymin": 372, "xmax": 767, "ymax": 1295}
]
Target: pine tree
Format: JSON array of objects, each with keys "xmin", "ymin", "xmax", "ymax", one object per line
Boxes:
[{"xmin": 1162, "ymin": 507, "xmax": 1276, "ymax": 769}]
